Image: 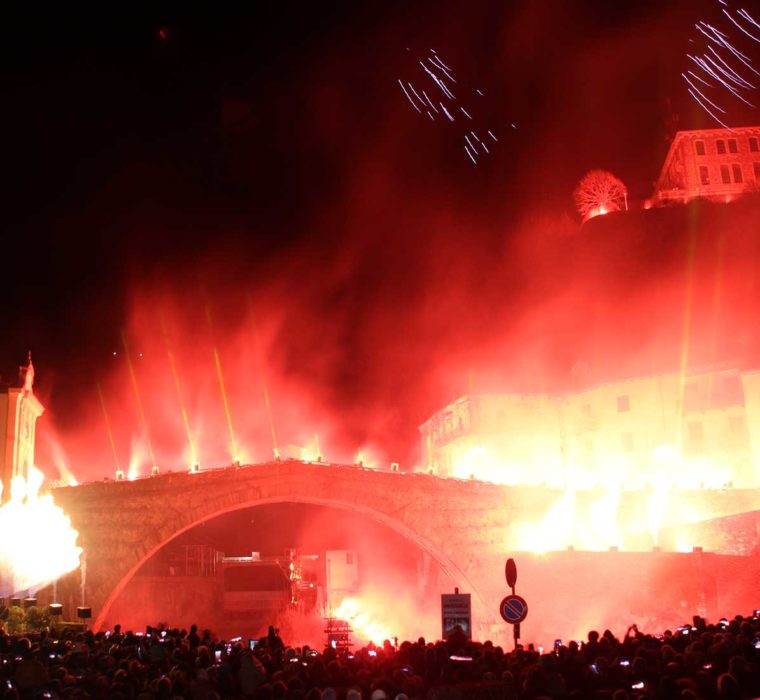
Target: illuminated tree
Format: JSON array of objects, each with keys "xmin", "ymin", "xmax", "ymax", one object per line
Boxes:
[{"xmin": 573, "ymin": 170, "xmax": 628, "ymax": 221}]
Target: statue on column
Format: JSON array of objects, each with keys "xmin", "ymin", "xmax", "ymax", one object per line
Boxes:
[{"xmin": 20, "ymin": 352, "xmax": 34, "ymax": 394}]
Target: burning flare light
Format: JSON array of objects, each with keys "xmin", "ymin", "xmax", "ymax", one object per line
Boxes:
[
  {"xmin": 0, "ymin": 467, "xmax": 82, "ymax": 596},
  {"xmin": 333, "ymin": 597, "xmax": 393, "ymax": 645}
]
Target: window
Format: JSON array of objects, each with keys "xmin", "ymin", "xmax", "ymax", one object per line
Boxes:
[
  {"xmin": 717, "ymin": 139, "xmax": 726, "ymax": 154},
  {"xmin": 695, "ymin": 140, "xmax": 706, "ymax": 156},
  {"xmin": 721, "ymin": 164, "xmax": 731, "ymax": 184},
  {"xmin": 750, "ymin": 137, "xmax": 759, "ymax": 152},
  {"xmin": 728, "ymin": 138, "xmax": 738, "ymax": 153},
  {"xmin": 616, "ymin": 395, "xmax": 630, "ymax": 412},
  {"xmin": 754, "ymin": 162, "xmax": 760, "ymax": 180},
  {"xmin": 732, "ymin": 164, "xmax": 743, "ymax": 183},
  {"xmin": 699, "ymin": 165, "xmax": 710, "ymax": 186},
  {"xmin": 346, "ymin": 552, "xmax": 354, "ymax": 564},
  {"xmin": 621, "ymin": 432, "xmax": 634, "ymax": 452}
]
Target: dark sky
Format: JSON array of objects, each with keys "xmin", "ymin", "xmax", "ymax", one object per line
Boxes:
[{"xmin": 3, "ymin": 1, "xmax": 756, "ymax": 477}]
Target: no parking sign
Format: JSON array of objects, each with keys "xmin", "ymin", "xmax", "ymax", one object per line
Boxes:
[
  {"xmin": 501, "ymin": 558, "xmax": 528, "ymax": 647},
  {"xmin": 499, "ymin": 594, "xmax": 528, "ymax": 624}
]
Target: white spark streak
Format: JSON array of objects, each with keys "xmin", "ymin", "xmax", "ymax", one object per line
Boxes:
[
  {"xmin": 422, "ymin": 90, "xmax": 439, "ymax": 113},
  {"xmin": 408, "ymin": 82, "xmax": 426, "ymax": 106},
  {"xmin": 688, "ymin": 88, "xmax": 732, "ymax": 128},
  {"xmin": 429, "ymin": 51, "xmax": 453, "ymax": 73},
  {"xmin": 723, "ymin": 8, "xmax": 760, "ymax": 44},
  {"xmin": 738, "ymin": 8, "xmax": 760, "ymax": 31},
  {"xmin": 428, "ymin": 55, "xmax": 456, "ymax": 82},
  {"xmin": 683, "ymin": 73, "xmax": 727, "ymax": 113},
  {"xmin": 398, "ymin": 80, "xmax": 421, "ymax": 113}
]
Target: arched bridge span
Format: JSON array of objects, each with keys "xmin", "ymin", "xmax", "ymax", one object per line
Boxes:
[
  {"xmin": 51, "ymin": 461, "xmax": 542, "ymax": 632},
  {"xmin": 50, "ymin": 462, "xmax": 760, "ymax": 637}
]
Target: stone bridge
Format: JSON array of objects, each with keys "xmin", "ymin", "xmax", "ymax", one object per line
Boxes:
[{"xmin": 49, "ymin": 461, "xmax": 760, "ymax": 639}]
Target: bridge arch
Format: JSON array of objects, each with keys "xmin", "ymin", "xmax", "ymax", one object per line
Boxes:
[
  {"xmin": 49, "ymin": 463, "xmax": 500, "ymax": 632},
  {"xmin": 94, "ymin": 494, "xmax": 485, "ymax": 630}
]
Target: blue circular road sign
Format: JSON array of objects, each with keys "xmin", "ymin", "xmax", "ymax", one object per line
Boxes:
[{"xmin": 499, "ymin": 594, "xmax": 528, "ymax": 624}]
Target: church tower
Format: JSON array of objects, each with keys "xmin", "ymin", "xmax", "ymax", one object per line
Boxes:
[{"xmin": 0, "ymin": 353, "xmax": 44, "ymax": 503}]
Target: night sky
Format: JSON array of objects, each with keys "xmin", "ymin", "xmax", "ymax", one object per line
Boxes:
[{"xmin": 4, "ymin": 1, "xmax": 758, "ymax": 478}]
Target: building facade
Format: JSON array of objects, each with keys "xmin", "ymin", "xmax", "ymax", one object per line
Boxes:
[
  {"xmin": 654, "ymin": 126, "xmax": 760, "ymax": 204},
  {"xmin": 419, "ymin": 367, "xmax": 760, "ymax": 490},
  {"xmin": 0, "ymin": 354, "xmax": 44, "ymax": 502}
]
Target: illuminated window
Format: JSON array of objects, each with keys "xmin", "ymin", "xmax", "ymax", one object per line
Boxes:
[
  {"xmin": 621, "ymin": 432, "xmax": 634, "ymax": 452},
  {"xmin": 751, "ymin": 137, "xmax": 759, "ymax": 152},
  {"xmin": 728, "ymin": 138, "xmax": 738, "ymax": 153},
  {"xmin": 346, "ymin": 552, "xmax": 354, "ymax": 564},
  {"xmin": 721, "ymin": 165, "xmax": 731, "ymax": 184},
  {"xmin": 732, "ymin": 164, "xmax": 743, "ymax": 183},
  {"xmin": 616, "ymin": 395, "xmax": 630, "ymax": 412},
  {"xmin": 699, "ymin": 166, "xmax": 710, "ymax": 186},
  {"xmin": 695, "ymin": 140, "xmax": 706, "ymax": 156},
  {"xmin": 754, "ymin": 163, "xmax": 760, "ymax": 180},
  {"xmin": 717, "ymin": 140, "xmax": 726, "ymax": 154}
]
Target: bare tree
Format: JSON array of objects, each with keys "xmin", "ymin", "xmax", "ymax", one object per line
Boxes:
[{"xmin": 573, "ymin": 170, "xmax": 628, "ymax": 221}]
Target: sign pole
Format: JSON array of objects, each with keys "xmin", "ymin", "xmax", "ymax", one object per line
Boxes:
[{"xmin": 501, "ymin": 558, "xmax": 526, "ymax": 650}]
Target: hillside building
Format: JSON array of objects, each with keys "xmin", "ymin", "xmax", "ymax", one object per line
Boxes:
[
  {"xmin": 654, "ymin": 126, "xmax": 760, "ymax": 204},
  {"xmin": 419, "ymin": 366, "xmax": 760, "ymax": 490}
]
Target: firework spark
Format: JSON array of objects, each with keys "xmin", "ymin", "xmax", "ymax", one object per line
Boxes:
[
  {"xmin": 684, "ymin": 2, "xmax": 760, "ymax": 126},
  {"xmin": 398, "ymin": 48, "xmax": 506, "ymax": 164}
]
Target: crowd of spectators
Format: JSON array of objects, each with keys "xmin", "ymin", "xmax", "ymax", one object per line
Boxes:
[{"xmin": 1, "ymin": 612, "xmax": 759, "ymax": 700}]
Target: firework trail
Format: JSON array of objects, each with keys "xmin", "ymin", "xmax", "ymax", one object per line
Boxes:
[
  {"xmin": 398, "ymin": 48, "xmax": 509, "ymax": 164},
  {"xmin": 685, "ymin": 2, "xmax": 760, "ymax": 127}
]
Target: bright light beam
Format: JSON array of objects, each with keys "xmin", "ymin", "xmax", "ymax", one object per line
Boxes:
[
  {"xmin": 159, "ymin": 312, "xmax": 198, "ymax": 467},
  {"xmin": 247, "ymin": 300, "xmax": 280, "ymax": 461},
  {"xmin": 205, "ymin": 305, "xmax": 239, "ymax": 461},
  {"xmin": 677, "ymin": 230, "xmax": 699, "ymax": 443},
  {"xmin": 95, "ymin": 382, "xmax": 121, "ymax": 472},
  {"xmin": 121, "ymin": 330, "xmax": 156, "ymax": 469}
]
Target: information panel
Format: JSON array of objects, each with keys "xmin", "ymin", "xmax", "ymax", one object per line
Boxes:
[{"xmin": 441, "ymin": 592, "xmax": 472, "ymax": 640}]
